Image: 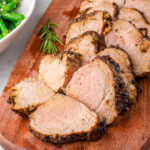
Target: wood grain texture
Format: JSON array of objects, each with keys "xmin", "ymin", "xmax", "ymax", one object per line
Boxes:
[{"xmin": 0, "ymin": 0, "xmax": 150, "ymax": 149}]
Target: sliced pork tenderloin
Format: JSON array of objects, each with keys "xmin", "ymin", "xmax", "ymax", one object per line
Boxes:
[
  {"xmin": 65, "ymin": 31, "xmax": 105, "ymax": 66},
  {"xmin": 66, "ymin": 11, "xmax": 112, "ymax": 44},
  {"xmin": 79, "ymin": 2, "xmax": 118, "ymax": 19},
  {"xmin": 98, "ymin": 48, "xmax": 137, "ymax": 103},
  {"xmin": 80, "ymin": 0, "xmax": 125, "ymax": 11},
  {"xmin": 66, "ymin": 56, "xmax": 129, "ymax": 125},
  {"xmin": 107, "ymin": 0, "xmax": 125, "ymax": 8},
  {"xmin": 105, "ymin": 20, "xmax": 150, "ymax": 77},
  {"xmin": 125, "ymin": 0, "xmax": 150, "ymax": 24},
  {"xmin": 118, "ymin": 8, "xmax": 150, "ymax": 38},
  {"xmin": 8, "ymin": 78, "xmax": 55, "ymax": 116},
  {"xmin": 39, "ymin": 51, "xmax": 80, "ymax": 92},
  {"xmin": 29, "ymin": 94, "xmax": 106, "ymax": 144}
]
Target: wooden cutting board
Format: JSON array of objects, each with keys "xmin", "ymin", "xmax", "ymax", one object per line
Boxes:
[{"xmin": 0, "ymin": 0, "xmax": 150, "ymax": 149}]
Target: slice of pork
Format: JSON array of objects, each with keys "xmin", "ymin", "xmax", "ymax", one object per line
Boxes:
[
  {"xmin": 118, "ymin": 8, "xmax": 150, "ymax": 38},
  {"xmin": 29, "ymin": 94, "xmax": 106, "ymax": 144},
  {"xmin": 80, "ymin": 0, "xmax": 125, "ymax": 11},
  {"xmin": 39, "ymin": 51, "xmax": 80, "ymax": 92},
  {"xmin": 66, "ymin": 56, "xmax": 129, "ymax": 125},
  {"xmin": 105, "ymin": 20, "xmax": 150, "ymax": 77},
  {"xmin": 98, "ymin": 48, "xmax": 137, "ymax": 103},
  {"xmin": 107, "ymin": 0, "xmax": 125, "ymax": 8},
  {"xmin": 80, "ymin": 1, "xmax": 118, "ymax": 19},
  {"xmin": 66, "ymin": 11, "xmax": 112, "ymax": 44},
  {"xmin": 125, "ymin": 0, "xmax": 150, "ymax": 24},
  {"xmin": 65, "ymin": 31, "xmax": 105, "ymax": 66},
  {"xmin": 8, "ymin": 78, "xmax": 55, "ymax": 116}
]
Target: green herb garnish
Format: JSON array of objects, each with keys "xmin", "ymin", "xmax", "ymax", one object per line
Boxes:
[{"xmin": 38, "ymin": 20, "xmax": 63, "ymax": 54}]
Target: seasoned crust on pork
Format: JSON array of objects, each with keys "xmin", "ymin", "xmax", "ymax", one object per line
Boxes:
[
  {"xmin": 100, "ymin": 56, "xmax": 129, "ymax": 114},
  {"xmin": 66, "ymin": 11, "xmax": 112, "ymax": 44},
  {"xmin": 29, "ymin": 94, "xmax": 106, "ymax": 144},
  {"xmin": 98, "ymin": 48, "xmax": 138, "ymax": 103},
  {"xmin": 79, "ymin": 1, "xmax": 118, "ymax": 19},
  {"xmin": 65, "ymin": 31, "xmax": 105, "ymax": 65},
  {"xmin": 8, "ymin": 78, "xmax": 55, "ymax": 116},
  {"xmin": 80, "ymin": 0, "xmax": 125, "ymax": 11},
  {"xmin": 39, "ymin": 51, "xmax": 81, "ymax": 92}
]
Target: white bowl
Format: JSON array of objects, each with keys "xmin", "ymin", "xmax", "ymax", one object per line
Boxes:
[{"xmin": 0, "ymin": 0, "xmax": 36, "ymax": 53}]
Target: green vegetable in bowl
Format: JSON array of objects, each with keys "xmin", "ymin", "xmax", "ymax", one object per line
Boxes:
[
  {"xmin": 0, "ymin": 33, "xmax": 3, "ymax": 39},
  {"xmin": 0, "ymin": 2, "xmax": 16, "ymax": 12},
  {"xmin": 0, "ymin": 0, "xmax": 25, "ymax": 40},
  {"xmin": 0, "ymin": 19, "xmax": 8, "ymax": 36},
  {"xmin": 1, "ymin": 12, "xmax": 24, "ymax": 21}
]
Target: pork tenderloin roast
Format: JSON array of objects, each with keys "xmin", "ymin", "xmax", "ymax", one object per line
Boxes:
[
  {"xmin": 29, "ymin": 94, "xmax": 106, "ymax": 144},
  {"xmin": 66, "ymin": 11, "xmax": 112, "ymax": 44},
  {"xmin": 125, "ymin": 0, "xmax": 150, "ymax": 24},
  {"xmin": 66, "ymin": 56, "xmax": 129, "ymax": 125},
  {"xmin": 8, "ymin": 78, "xmax": 55, "ymax": 116},
  {"xmin": 79, "ymin": 1, "xmax": 118, "ymax": 19},
  {"xmin": 107, "ymin": 0, "xmax": 125, "ymax": 8},
  {"xmin": 98, "ymin": 48, "xmax": 137, "ymax": 103},
  {"xmin": 65, "ymin": 31, "xmax": 105, "ymax": 66},
  {"xmin": 105, "ymin": 20, "xmax": 150, "ymax": 77},
  {"xmin": 7, "ymin": 0, "xmax": 149, "ymax": 144},
  {"xmin": 80, "ymin": 0, "xmax": 125, "ymax": 11},
  {"xmin": 118, "ymin": 8, "xmax": 150, "ymax": 38},
  {"xmin": 39, "ymin": 51, "xmax": 80, "ymax": 92}
]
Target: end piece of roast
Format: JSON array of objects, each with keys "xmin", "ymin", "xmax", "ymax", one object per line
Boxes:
[
  {"xmin": 118, "ymin": 8, "xmax": 150, "ymax": 38},
  {"xmin": 80, "ymin": 1, "xmax": 118, "ymax": 19},
  {"xmin": 39, "ymin": 51, "xmax": 80, "ymax": 92},
  {"xmin": 65, "ymin": 31, "xmax": 105, "ymax": 66},
  {"xmin": 8, "ymin": 78, "xmax": 55, "ymax": 116},
  {"xmin": 66, "ymin": 11, "xmax": 112, "ymax": 44},
  {"xmin": 29, "ymin": 94, "xmax": 106, "ymax": 144},
  {"xmin": 105, "ymin": 20, "xmax": 150, "ymax": 77},
  {"xmin": 66, "ymin": 56, "xmax": 129, "ymax": 125},
  {"xmin": 98, "ymin": 47, "xmax": 137, "ymax": 103}
]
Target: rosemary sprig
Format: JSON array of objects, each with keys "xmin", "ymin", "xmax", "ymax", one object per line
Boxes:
[{"xmin": 38, "ymin": 20, "xmax": 63, "ymax": 54}]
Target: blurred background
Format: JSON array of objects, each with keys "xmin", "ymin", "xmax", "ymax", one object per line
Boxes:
[{"xmin": 0, "ymin": 0, "xmax": 52, "ymax": 96}]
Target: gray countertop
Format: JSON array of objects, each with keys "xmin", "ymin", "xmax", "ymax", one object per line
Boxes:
[{"xmin": 0, "ymin": 0, "xmax": 52, "ymax": 96}]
